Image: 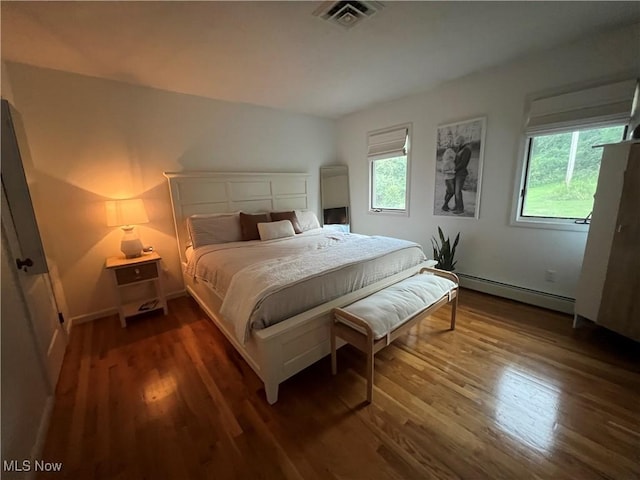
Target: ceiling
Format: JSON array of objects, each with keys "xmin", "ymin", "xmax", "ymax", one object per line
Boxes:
[{"xmin": 2, "ymin": 1, "xmax": 639, "ymax": 118}]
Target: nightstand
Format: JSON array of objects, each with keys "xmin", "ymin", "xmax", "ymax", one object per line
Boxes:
[{"xmin": 105, "ymin": 251, "xmax": 168, "ymax": 327}]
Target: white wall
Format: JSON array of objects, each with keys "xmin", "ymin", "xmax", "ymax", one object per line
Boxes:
[
  {"xmin": 2, "ymin": 62, "xmax": 15, "ymax": 101},
  {"xmin": 338, "ymin": 24, "xmax": 640, "ymax": 299},
  {"xmin": 4, "ymin": 63, "xmax": 337, "ymax": 321}
]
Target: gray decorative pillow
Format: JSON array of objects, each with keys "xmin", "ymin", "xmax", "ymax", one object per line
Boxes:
[{"xmin": 187, "ymin": 213, "xmax": 242, "ymax": 248}]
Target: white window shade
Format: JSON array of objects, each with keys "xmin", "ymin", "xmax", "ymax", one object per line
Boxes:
[
  {"xmin": 526, "ymin": 80, "xmax": 635, "ymax": 134},
  {"xmin": 368, "ymin": 128, "xmax": 408, "ymax": 160}
]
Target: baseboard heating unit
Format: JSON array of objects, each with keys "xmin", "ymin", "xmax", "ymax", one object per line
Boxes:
[{"xmin": 456, "ymin": 273, "xmax": 575, "ymax": 315}]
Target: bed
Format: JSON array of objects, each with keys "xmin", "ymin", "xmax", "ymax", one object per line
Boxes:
[{"xmin": 164, "ymin": 171, "xmax": 430, "ymax": 403}]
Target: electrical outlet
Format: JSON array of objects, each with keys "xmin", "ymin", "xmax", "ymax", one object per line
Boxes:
[{"xmin": 545, "ymin": 269, "xmax": 557, "ymax": 282}]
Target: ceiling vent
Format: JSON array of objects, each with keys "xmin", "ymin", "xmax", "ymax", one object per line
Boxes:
[{"xmin": 313, "ymin": 1, "xmax": 384, "ymax": 29}]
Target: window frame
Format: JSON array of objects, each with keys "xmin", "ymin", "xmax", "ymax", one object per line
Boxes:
[
  {"xmin": 367, "ymin": 123, "xmax": 412, "ymax": 217},
  {"xmin": 511, "ymin": 119, "xmax": 626, "ymax": 231}
]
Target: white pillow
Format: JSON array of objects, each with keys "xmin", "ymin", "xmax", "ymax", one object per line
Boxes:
[
  {"xmin": 187, "ymin": 213, "xmax": 242, "ymax": 248},
  {"xmin": 295, "ymin": 210, "xmax": 321, "ymax": 231},
  {"xmin": 257, "ymin": 220, "xmax": 296, "ymax": 241}
]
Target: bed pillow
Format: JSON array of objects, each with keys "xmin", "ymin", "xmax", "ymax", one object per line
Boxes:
[
  {"xmin": 295, "ymin": 210, "xmax": 321, "ymax": 231},
  {"xmin": 258, "ymin": 220, "xmax": 296, "ymax": 241},
  {"xmin": 270, "ymin": 211, "xmax": 302, "ymax": 234},
  {"xmin": 186, "ymin": 213, "xmax": 242, "ymax": 248},
  {"xmin": 239, "ymin": 212, "xmax": 269, "ymax": 241}
]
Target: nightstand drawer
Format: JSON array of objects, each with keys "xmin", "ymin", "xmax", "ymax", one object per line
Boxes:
[{"xmin": 115, "ymin": 262, "xmax": 158, "ymax": 285}]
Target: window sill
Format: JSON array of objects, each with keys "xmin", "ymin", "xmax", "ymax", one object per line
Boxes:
[
  {"xmin": 511, "ymin": 217, "xmax": 590, "ymax": 232},
  {"xmin": 368, "ymin": 209, "xmax": 409, "ymax": 217}
]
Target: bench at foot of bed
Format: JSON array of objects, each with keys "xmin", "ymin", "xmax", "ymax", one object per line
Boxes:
[{"xmin": 331, "ymin": 267, "xmax": 459, "ymax": 403}]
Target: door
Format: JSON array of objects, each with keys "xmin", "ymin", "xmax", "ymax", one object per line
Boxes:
[
  {"xmin": 1, "ymin": 220, "xmax": 52, "ymax": 472},
  {"xmin": 2, "ymin": 179, "xmax": 67, "ymax": 388},
  {"xmin": 1, "ymin": 99, "xmax": 67, "ymax": 386}
]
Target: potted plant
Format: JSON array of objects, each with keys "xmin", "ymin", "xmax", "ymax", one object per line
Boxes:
[{"xmin": 431, "ymin": 227, "xmax": 460, "ymax": 271}]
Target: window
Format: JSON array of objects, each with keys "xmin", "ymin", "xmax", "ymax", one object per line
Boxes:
[
  {"xmin": 521, "ymin": 124, "xmax": 625, "ymax": 220},
  {"xmin": 368, "ymin": 124, "xmax": 410, "ymax": 214},
  {"xmin": 515, "ymin": 80, "xmax": 635, "ymax": 228}
]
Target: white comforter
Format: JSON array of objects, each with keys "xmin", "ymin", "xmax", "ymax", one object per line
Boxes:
[{"xmin": 185, "ymin": 229, "xmax": 426, "ymax": 342}]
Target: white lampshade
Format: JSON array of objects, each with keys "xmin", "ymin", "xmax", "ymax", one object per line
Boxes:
[
  {"xmin": 105, "ymin": 199, "xmax": 149, "ymax": 258},
  {"xmin": 105, "ymin": 198, "xmax": 149, "ymax": 227}
]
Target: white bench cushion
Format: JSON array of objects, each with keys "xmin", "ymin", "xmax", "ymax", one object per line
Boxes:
[{"xmin": 335, "ymin": 274, "xmax": 456, "ymax": 340}]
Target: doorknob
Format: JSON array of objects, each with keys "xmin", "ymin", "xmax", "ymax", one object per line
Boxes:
[{"xmin": 16, "ymin": 257, "xmax": 34, "ymax": 272}]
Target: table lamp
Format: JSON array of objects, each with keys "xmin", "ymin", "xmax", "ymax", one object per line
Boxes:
[{"xmin": 105, "ymin": 198, "xmax": 149, "ymax": 258}]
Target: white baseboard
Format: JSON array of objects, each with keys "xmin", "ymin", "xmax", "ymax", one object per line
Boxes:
[
  {"xmin": 67, "ymin": 289, "xmax": 186, "ymax": 330},
  {"xmin": 68, "ymin": 306, "xmax": 118, "ymax": 328},
  {"xmin": 457, "ymin": 273, "xmax": 575, "ymax": 314},
  {"xmin": 166, "ymin": 289, "xmax": 187, "ymax": 300}
]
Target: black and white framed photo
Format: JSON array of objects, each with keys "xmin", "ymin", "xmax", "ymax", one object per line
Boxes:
[{"xmin": 433, "ymin": 116, "xmax": 486, "ymax": 218}]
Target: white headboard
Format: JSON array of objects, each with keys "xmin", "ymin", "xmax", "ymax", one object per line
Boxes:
[{"xmin": 164, "ymin": 171, "xmax": 311, "ymax": 262}]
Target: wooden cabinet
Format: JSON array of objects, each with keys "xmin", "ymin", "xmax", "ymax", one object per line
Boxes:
[
  {"xmin": 574, "ymin": 142, "xmax": 639, "ymax": 341},
  {"xmin": 105, "ymin": 252, "xmax": 168, "ymax": 327}
]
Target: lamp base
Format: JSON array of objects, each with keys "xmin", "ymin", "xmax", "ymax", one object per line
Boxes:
[{"xmin": 120, "ymin": 227, "xmax": 144, "ymax": 258}]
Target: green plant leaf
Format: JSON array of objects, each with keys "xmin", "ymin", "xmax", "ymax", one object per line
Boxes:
[
  {"xmin": 431, "ymin": 227, "xmax": 461, "ymax": 271},
  {"xmin": 451, "ymin": 232, "xmax": 460, "ymax": 259}
]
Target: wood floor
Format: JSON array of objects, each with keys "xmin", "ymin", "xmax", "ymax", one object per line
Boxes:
[{"xmin": 39, "ymin": 290, "xmax": 640, "ymax": 479}]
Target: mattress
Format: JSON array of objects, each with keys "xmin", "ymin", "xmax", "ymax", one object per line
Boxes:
[{"xmin": 185, "ymin": 229, "xmax": 426, "ymax": 342}]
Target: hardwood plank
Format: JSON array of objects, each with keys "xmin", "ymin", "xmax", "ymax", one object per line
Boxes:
[{"xmin": 37, "ymin": 289, "xmax": 640, "ymax": 479}]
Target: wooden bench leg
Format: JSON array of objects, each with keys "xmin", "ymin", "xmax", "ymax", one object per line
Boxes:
[
  {"xmin": 331, "ymin": 321, "xmax": 337, "ymax": 375},
  {"xmin": 366, "ymin": 341, "xmax": 374, "ymax": 404},
  {"xmin": 450, "ymin": 292, "xmax": 458, "ymax": 330}
]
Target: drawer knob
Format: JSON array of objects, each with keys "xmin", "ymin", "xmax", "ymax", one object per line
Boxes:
[{"xmin": 135, "ymin": 268, "xmax": 140, "ymax": 275}]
